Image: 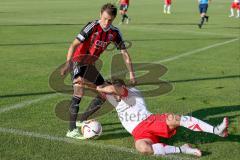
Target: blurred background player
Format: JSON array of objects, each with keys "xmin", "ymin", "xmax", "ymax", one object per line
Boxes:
[
  {"xmin": 61, "ymin": 3, "xmax": 136, "ymax": 139},
  {"xmin": 118, "ymin": 0, "xmax": 131, "ymax": 24},
  {"xmin": 198, "ymin": 0, "xmax": 211, "ymax": 29},
  {"xmin": 163, "ymin": 0, "xmax": 172, "ymax": 14},
  {"xmin": 229, "ymin": 0, "xmax": 240, "ymax": 18},
  {"xmin": 95, "ymin": 79, "xmax": 229, "ymax": 156}
]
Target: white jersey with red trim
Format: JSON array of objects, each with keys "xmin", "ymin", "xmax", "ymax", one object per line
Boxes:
[{"xmin": 105, "ymin": 87, "xmax": 152, "ymax": 133}]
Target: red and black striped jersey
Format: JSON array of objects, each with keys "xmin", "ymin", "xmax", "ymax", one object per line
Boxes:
[{"xmin": 72, "ymin": 20, "xmax": 126, "ymax": 64}]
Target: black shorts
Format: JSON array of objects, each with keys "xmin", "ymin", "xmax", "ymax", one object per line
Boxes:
[
  {"xmin": 199, "ymin": 4, "xmax": 208, "ymax": 14},
  {"xmin": 120, "ymin": 4, "xmax": 128, "ymax": 11},
  {"xmin": 72, "ymin": 62, "xmax": 104, "ymax": 86}
]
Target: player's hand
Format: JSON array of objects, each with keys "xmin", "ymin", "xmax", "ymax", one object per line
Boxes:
[
  {"xmin": 96, "ymin": 86, "xmax": 101, "ymax": 91},
  {"xmin": 60, "ymin": 62, "xmax": 70, "ymax": 76}
]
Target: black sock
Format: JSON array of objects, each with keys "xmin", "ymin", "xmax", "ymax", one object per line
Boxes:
[
  {"xmin": 200, "ymin": 17, "xmax": 205, "ymax": 25},
  {"xmin": 204, "ymin": 15, "xmax": 208, "ymax": 19},
  {"xmin": 69, "ymin": 96, "xmax": 81, "ymax": 131},
  {"xmin": 124, "ymin": 14, "xmax": 128, "ymax": 19},
  {"xmin": 122, "ymin": 15, "xmax": 125, "ymax": 22},
  {"xmin": 79, "ymin": 95, "xmax": 105, "ymax": 122}
]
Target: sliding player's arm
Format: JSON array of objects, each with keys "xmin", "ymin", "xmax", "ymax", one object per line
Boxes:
[{"xmin": 96, "ymin": 85, "xmax": 124, "ymax": 95}]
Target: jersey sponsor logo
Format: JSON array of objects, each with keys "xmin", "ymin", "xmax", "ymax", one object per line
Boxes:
[{"xmin": 95, "ymin": 40, "xmax": 108, "ymax": 48}]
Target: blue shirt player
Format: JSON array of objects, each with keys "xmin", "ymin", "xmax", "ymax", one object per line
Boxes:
[{"xmin": 198, "ymin": 0, "xmax": 211, "ymax": 28}]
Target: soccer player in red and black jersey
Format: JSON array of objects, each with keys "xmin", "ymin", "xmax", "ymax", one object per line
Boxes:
[
  {"xmin": 61, "ymin": 3, "xmax": 136, "ymax": 139},
  {"xmin": 118, "ymin": 0, "xmax": 130, "ymax": 24}
]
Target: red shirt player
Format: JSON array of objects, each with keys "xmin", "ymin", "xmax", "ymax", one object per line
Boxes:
[
  {"xmin": 118, "ymin": 0, "xmax": 130, "ymax": 24},
  {"xmin": 164, "ymin": 0, "xmax": 172, "ymax": 14},
  {"xmin": 229, "ymin": 0, "xmax": 240, "ymax": 17},
  {"xmin": 62, "ymin": 3, "xmax": 136, "ymax": 139}
]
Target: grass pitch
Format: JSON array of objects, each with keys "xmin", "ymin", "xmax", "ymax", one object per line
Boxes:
[{"xmin": 0, "ymin": 0, "xmax": 239, "ymax": 159}]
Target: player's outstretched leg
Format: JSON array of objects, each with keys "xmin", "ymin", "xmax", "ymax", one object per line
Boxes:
[
  {"xmin": 179, "ymin": 116, "xmax": 229, "ymax": 137},
  {"xmin": 213, "ymin": 117, "xmax": 229, "ymax": 137},
  {"xmin": 135, "ymin": 140, "xmax": 201, "ymax": 157}
]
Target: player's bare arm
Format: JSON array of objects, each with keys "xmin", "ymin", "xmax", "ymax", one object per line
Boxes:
[
  {"xmin": 120, "ymin": 49, "xmax": 136, "ymax": 84},
  {"xmin": 96, "ymin": 84, "xmax": 124, "ymax": 95},
  {"xmin": 61, "ymin": 39, "xmax": 81, "ymax": 76}
]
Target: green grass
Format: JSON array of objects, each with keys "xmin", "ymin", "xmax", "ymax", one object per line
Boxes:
[{"xmin": 0, "ymin": 0, "xmax": 240, "ymax": 159}]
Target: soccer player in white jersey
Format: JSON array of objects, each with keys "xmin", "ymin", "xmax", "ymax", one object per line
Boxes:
[
  {"xmin": 229, "ymin": 0, "xmax": 240, "ymax": 18},
  {"xmin": 95, "ymin": 79, "xmax": 228, "ymax": 157}
]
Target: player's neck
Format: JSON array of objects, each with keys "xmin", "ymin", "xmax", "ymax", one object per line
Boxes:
[{"xmin": 99, "ymin": 20, "xmax": 111, "ymax": 32}]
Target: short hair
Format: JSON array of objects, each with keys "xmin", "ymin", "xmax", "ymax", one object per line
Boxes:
[
  {"xmin": 101, "ymin": 3, "xmax": 117, "ymax": 17},
  {"xmin": 106, "ymin": 79, "xmax": 126, "ymax": 87}
]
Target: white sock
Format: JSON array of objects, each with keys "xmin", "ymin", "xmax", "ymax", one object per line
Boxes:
[
  {"xmin": 164, "ymin": 145, "xmax": 181, "ymax": 154},
  {"xmin": 237, "ymin": 10, "xmax": 240, "ymax": 17},
  {"xmin": 180, "ymin": 116, "xmax": 214, "ymax": 134},
  {"xmin": 164, "ymin": 4, "xmax": 167, "ymax": 13},
  {"xmin": 152, "ymin": 143, "xmax": 181, "ymax": 155},
  {"xmin": 167, "ymin": 5, "xmax": 171, "ymax": 13},
  {"xmin": 152, "ymin": 143, "xmax": 165, "ymax": 155},
  {"xmin": 230, "ymin": 8, "xmax": 234, "ymax": 16}
]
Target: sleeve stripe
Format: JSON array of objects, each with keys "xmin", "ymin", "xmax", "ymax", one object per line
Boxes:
[
  {"xmin": 83, "ymin": 21, "xmax": 95, "ymax": 33},
  {"xmin": 77, "ymin": 34, "xmax": 85, "ymax": 41}
]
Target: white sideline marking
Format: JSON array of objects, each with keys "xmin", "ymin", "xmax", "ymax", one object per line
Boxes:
[
  {"xmin": 107, "ymin": 38, "xmax": 239, "ymax": 78},
  {"xmin": 158, "ymin": 38, "xmax": 239, "ymax": 63},
  {"xmin": 129, "ymin": 25, "xmax": 238, "ymax": 37},
  {"xmin": 0, "ymin": 127, "xmax": 136, "ymax": 153},
  {"xmin": 0, "ymin": 94, "xmax": 58, "ymax": 114},
  {"xmin": 0, "ymin": 127, "xmax": 194, "ymax": 160}
]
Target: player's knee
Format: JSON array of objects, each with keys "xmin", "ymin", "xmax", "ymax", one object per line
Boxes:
[
  {"xmin": 137, "ymin": 145, "xmax": 152, "ymax": 155},
  {"xmin": 73, "ymin": 83, "xmax": 84, "ymax": 97},
  {"xmin": 166, "ymin": 113, "xmax": 180, "ymax": 129},
  {"xmin": 135, "ymin": 141, "xmax": 153, "ymax": 154}
]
